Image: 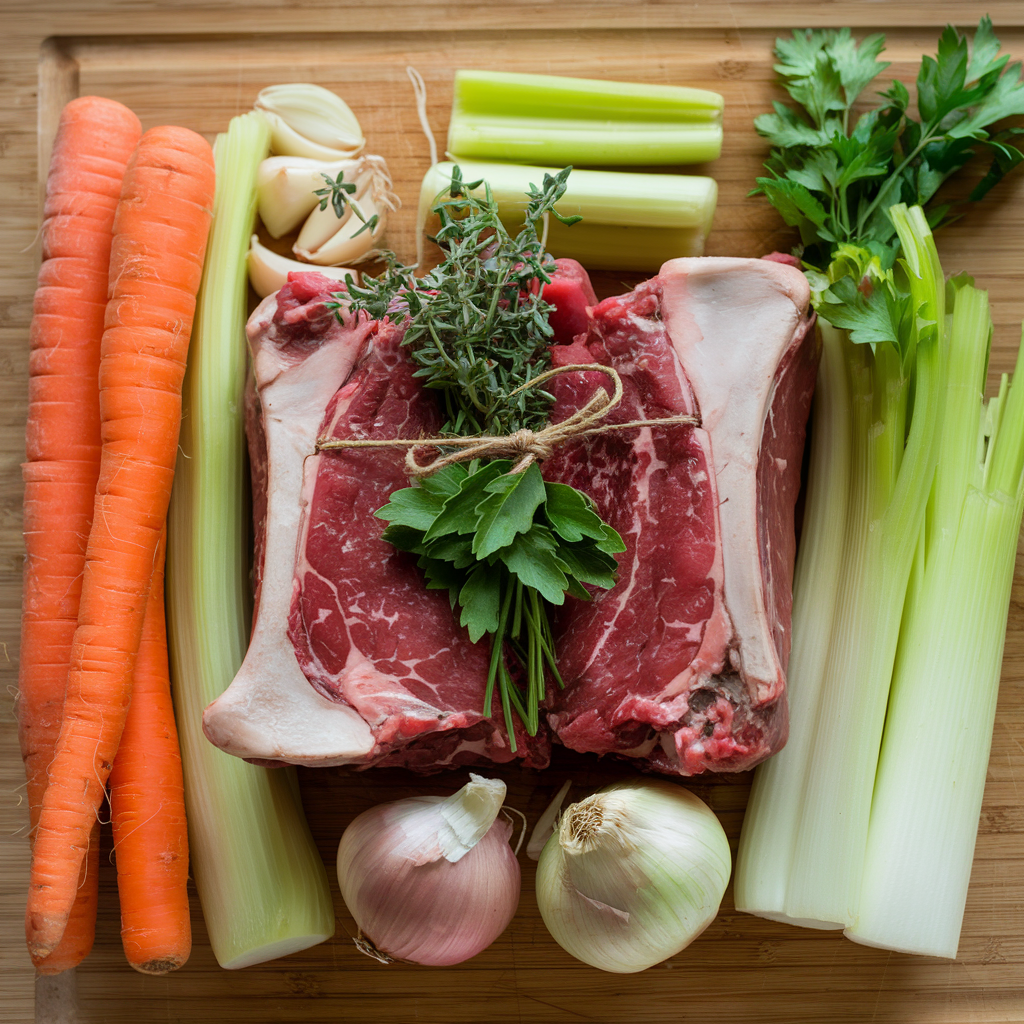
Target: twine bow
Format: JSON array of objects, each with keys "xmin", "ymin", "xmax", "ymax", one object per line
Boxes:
[{"xmin": 315, "ymin": 363, "xmax": 700, "ymax": 476}]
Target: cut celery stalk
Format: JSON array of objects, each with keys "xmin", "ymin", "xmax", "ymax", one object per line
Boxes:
[
  {"xmin": 417, "ymin": 160, "xmax": 717, "ymax": 271},
  {"xmin": 733, "ymin": 320, "xmax": 851, "ymax": 926},
  {"xmin": 847, "ymin": 305, "xmax": 1024, "ymax": 958},
  {"xmin": 166, "ymin": 110, "xmax": 335, "ymax": 970},
  {"xmin": 734, "ymin": 206, "xmax": 947, "ymax": 930},
  {"xmin": 448, "ymin": 69, "xmax": 723, "ymax": 166},
  {"xmin": 781, "ymin": 206, "xmax": 945, "ymax": 928}
]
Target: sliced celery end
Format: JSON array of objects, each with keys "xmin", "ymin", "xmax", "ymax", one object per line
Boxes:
[
  {"xmin": 167, "ymin": 110, "xmax": 335, "ymax": 971},
  {"xmin": 417, "ymin": 160, "xmax": 717, "ymax": 271}
]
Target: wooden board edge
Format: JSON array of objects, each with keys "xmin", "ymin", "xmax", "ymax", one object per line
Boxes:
[{"xmin": 37, "ymin": 38, "xmax": 78, "ymax": 217}]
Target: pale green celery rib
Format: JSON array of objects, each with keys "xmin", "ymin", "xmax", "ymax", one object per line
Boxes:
[
  {"xmin": 417, "ymin": 160, "xmax": 717, "ymax": 272},
  {"xmin": 781, "ymin": 205, "xmax": 946, "ymax": 929},
  {"xmin": 846, "ymin": 287, "xmax": 1024, "ymax": 958},
  {"xmin": 166, "ymin": 111, "xmax": 335, "ymax": 971},
  {"xmin": 449, "ymin": 69, "xmax": 723, "ymax": 166},
  {"xmin": 733, "ymin": 320, "xmax": 851, "ymax": 925}
]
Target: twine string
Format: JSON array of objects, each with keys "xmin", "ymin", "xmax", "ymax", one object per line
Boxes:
[{"xmin": 314, "ymin": 363, "xmax": 700, "ymax": 476}]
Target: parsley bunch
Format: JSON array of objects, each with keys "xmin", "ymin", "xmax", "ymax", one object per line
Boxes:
[
  {"xmin": 755, "ymin": 18, "xmax": 1024, "ymax": 272},
  {"xmin": 377, "ymin": 461, "xmax": 624, "ymax": 743}
]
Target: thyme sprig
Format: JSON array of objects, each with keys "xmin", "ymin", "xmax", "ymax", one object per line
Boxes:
[
  {"xmin": 349, "ymin": 164, "xmax": 581, "ymax": 435},
  {"xmin": 314, "ymin": 170, "xmax": 380, "ymax": 238}
]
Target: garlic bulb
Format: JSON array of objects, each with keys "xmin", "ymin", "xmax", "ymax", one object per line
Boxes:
[
  {"xmin": 247, "ymin": 235, "xmax": 358, "ymax": 299},
  {"xmin": 536, "ymin": 779, "xmax": 731, "ymax": 973},
  {"xmin": 254, "ymin": 83, "xmax": 365, "ymax": 160},
  {"xmin": 337, "ymin": 774, "xmax": 521, "ymax": 966},
  {"xmin": 293, "ymin": 156, "xmax": 398, "ymax": 266}
]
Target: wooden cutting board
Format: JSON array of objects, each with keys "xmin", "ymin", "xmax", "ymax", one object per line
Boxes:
[{"xmin": 4, "ymin": 3, "xmax": 1024, "ymax": 1022}]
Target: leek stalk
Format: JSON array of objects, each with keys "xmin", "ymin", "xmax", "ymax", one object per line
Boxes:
[
  {"xmin": 418, "ymin": 159, "xmax": 718, "ymax": 272},
  {"xmin": 847, "ymin": 299, "xmax": 1024, "ymax": 958},
  {"xmin": 166, "ymin": 110, "xmax": 335, "ymax": 969},
  {"xmin": 734, "ymin": 205, "xmax": 946, "ymax": 929},
  {"xmin": 448, "ymin": 69, "xmax": 723, "ymax": 166},
  {"xmin": 733, "ymin": 319, "xmax": 851, "ymax": 924}
]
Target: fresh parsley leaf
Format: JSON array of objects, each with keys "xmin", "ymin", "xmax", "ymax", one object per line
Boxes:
[
  {"xmin": 473, "ymin": 462, "xmax": 547, "ymax": 559},
  {"xmin": 422, "ymin": 460, "xmax": 509, "ymax": 541},
  {"xmin": 458, "ymin": 564, "xmax": 504, "ymax": 643},
  {"xmin": 499, "ymin": 526, "xmax": 570, "ymax": 606},
  {"xmin": 755, "ymin": 19, "xmax": 1024, "ymax": 276},
  {"xmin": 543, "ymin": 481, "xmax": 614, "ymax": 543}
]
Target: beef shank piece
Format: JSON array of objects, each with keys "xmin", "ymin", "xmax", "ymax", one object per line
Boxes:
[
  {"xmin": 204, "ymin": 273, "xmax": 548, "ymax": 770},
  {"xmin": 544, "ymin": 257, "xmax": 816, "ymax": 774}
]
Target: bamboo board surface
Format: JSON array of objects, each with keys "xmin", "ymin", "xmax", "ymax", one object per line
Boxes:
[{"xmin": 3, "ymin": 3, "xmax": 1024, "ymax": 1023}]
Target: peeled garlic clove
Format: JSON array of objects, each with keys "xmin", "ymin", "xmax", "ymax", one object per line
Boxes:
[
  {"xmin": 256, "ymin": 156, "xmax": 359, "ymax": 239},
  {"xmin": 337, "ymin": 774, "xmax": 521, "ymax": 967},
  {"xmin": 255, "ymin": 83, "xmax": 365, "ymax": 160},
  {"xmin": 294, "ymin": 192, "xmax": 388, "ymax": 266},
  {"xmin": 291, "ymin": 173, "xmax": 363, "ymax": 253},
  {"xmin": 247, "ymin": 234, "xmax": 358, "ymax": 299},
  {"xmin": 536, "ymin": 778, "xmax": 731, "ymax": 973}
]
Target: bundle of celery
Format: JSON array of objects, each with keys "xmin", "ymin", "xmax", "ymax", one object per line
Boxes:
[
  {"xmin": 166, "ymin": 111, "xmax": 335, "ymax": 969},
  {"xmin": 734, "ymin": 20, "xmax": 1024, "ymax": 957}
]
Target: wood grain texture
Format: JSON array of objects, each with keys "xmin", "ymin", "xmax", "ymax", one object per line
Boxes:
[{"xmin": 3, "ymin": 4, "xmax": 1024, "ymax": 1023}]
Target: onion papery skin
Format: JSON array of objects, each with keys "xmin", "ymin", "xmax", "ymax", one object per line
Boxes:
[
  {"xmin": 536, "ymin": 780, "xmax": 731, "ymax": 973},
  {"xmin": 337, "ymin": 797, "xmax": 521, "ymax": 967}
]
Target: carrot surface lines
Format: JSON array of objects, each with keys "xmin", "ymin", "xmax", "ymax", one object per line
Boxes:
[
  {"xmin": 25, "ymin": 122, "xmax": 215, "ymax": 962},
  {"xmin": 20, "ymin": 95, "xmax": 141, "ymax": 973}
]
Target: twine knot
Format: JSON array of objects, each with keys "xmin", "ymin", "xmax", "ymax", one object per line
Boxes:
[{"xmin": 315, "ymin": 363, "xmax": 700, "ymax": 475}]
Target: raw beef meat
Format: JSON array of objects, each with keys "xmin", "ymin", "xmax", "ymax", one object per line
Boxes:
[
  {"xmin": 204, "ymin": 272, "xmax": 548, "ymax": 770},
  {"xmin": 203, "ymin": 273, "xmax": 379, "ymax": 765},
  {"xmin": 206, "ymin": 256, "xmax": 814, "ymax": 778},
  {"xmin": 544, "ymin": 257, "xmax": 816, "ymax": 774}
]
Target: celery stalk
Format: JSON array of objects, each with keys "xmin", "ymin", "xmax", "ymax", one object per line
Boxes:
[
  {"xmin": 847, "ymin": 307, "xmax": 1024, "ymax": 958},
  {"xmin": 734, "ymin": 206, "xmax": 946, "ymax": 929},
  {"xmin": 733, "ymin": 320, "xmax": 851, "ymax": 924},
  {"xmin": 782, "ymin": 207, "xmax": 945, "ymax": 927},
  {"xmin": 448, "ymin": 69, "xmax": 723, "ymax": 167},
  {"xmin": 418, "ymin": 160, "xmax": 718, "ymax": 271},
  {"xmin": 166, "ymin": 111, "xmax": 335, "ymax": 969}
]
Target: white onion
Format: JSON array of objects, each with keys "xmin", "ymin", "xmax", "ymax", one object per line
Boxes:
[{"xmin": 536, "ymin": 778, "xmax": 731, "ymax": 973}]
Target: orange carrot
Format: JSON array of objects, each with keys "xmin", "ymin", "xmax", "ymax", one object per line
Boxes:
[
  {"xmin": 20, "ymin": 95, "xmax": 142, "ymax": 974},
  {"xmin": 109, "ymin": 529, "xmax": 191, "ymax": 974},
  {"xmin": 25, "ymin": 124, "xmax": 215, "ymax": 961}
]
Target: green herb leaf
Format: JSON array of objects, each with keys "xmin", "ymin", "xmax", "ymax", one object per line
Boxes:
[
  {"xmin": 458, "ymin": 563, "xmax": 504, "ymax": 642},
  {"xmin": 544, "ymin": 481, "xmax": 614, "ymax": 543},
  {"xmin": 499, "ymin": 526, "xmax": 571, "ymax": 606},
  {"xmin": 423, "ymin": 460, "xmax": 510, "ymax": 541},
  {"xmin": 755, "ymin": 19, "xmax": 1024, "ymax": 277},
  {"xmin": 473, "ymin": 462, "xmax": 547, "ymax": 559}
]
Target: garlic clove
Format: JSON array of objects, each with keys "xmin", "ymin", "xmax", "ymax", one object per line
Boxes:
[
  {"xmin": 293, "ymin": 191, "xmax": 389, "ymax": 266},
  {"xmin": 292, "ymin": 175, "xmax": 361, "ymax": 253},
  {"xmin": 254, "ymin": 83, "xmax": 365, "ymax": 160},
  {"xmin": 247, "ymin": 234, "xmax": 358, "ymax": 298},
  {"xmin": 256, "ymin": 156, "xmax": 359, "ymax": 239}
]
